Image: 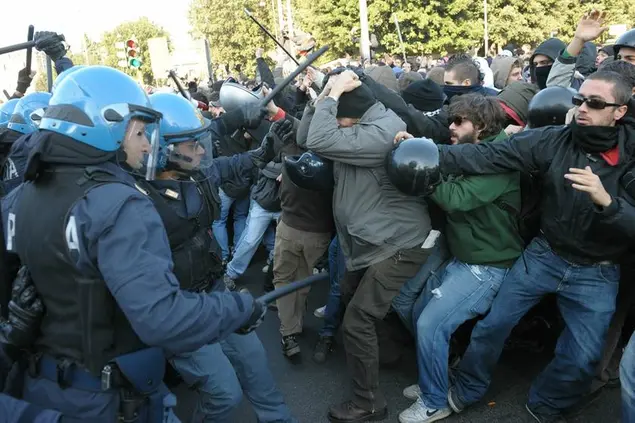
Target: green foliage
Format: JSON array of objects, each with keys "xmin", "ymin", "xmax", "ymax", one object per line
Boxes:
[
  {"xmin": 99, "ymin": 17, "xmax": 172, "ymax": 85},
  {"xmin": 189, "ymin": 0, "xmax": 634, "ymax": 64},
  {"xmin": 189, "ymin": 0, "xmax": 279, "ymax": 76}
]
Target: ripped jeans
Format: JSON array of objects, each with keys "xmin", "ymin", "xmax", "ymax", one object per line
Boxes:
[{"xmin": 413, "ymin": 258, "xmax": 508, "ymax": 409}]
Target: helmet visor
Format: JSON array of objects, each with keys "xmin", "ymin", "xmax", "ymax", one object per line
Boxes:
[{"xmin": 162, "ymin": 128, "xmax": 215, "ymax": 180}]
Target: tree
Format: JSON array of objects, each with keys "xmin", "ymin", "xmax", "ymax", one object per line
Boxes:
[
  {"xmin": 99, "ymin": 17, "xmax": 172, "ymax": 85},
  {"xmin": 294, "ymin": 0, "xmax": 488, "ymax": 58},
  {"xmin": 189, "ymin": 0, "xmax": 279, "ymax": 77}
]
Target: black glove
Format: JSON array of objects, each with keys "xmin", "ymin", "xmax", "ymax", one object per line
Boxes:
[
  {"xmin": 242, "ymin": 104, "xmax": 268, "ymax": 129},
  {"xmin": 248, "ymin": 133, "xmax": 275, "ymax": 169},
  {"xmin": 15, "ymin": 68, "xmax": 34, "ymax": 94},
  {"xmin": 0, "ymin": 267, "xmax": 43, "ymax": 348},
  {"xmin": 33, "ymin": 31, "xmax": 67, "ymax": 61},
  {"xmin": 236, "ymin": 300, "xmax": 266, "ymax": 335},
  {"xmin": 271, "ymin": 119, "xmax": 295, "ymax": 146}
]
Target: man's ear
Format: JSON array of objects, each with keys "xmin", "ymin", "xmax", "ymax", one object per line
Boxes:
[
  {"xmin": 461, "ymin": 79, "xmax": 472, "ymax": 86},
  {"xmin": 615, "ymin": 104, "xmax": 628, "ymax": 121}
]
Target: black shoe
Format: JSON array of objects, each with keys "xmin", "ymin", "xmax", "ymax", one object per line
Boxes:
[
  {"xmin": 328, "ymin": 401, "xmax": 387, "ymax": 423},
  {"xmin": 313, "ymin": 335, "xmax": 334, "ymax": 364},
  {"xmin": 525, "ymin": 404, "xmax": 566, "ymax": 423},
  {"xmin": 282, "ymin": 335, "xmax": 301, "ymax": 358}
]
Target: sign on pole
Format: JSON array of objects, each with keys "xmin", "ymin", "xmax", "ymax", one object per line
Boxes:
[{"xmin": 147, "ymin": 37, "xmax": 171, "ymax": 81}]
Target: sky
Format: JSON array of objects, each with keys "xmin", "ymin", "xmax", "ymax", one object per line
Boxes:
[{"xmin": 1, "ymin": 0, "xmax": 193, "ymax": 51}]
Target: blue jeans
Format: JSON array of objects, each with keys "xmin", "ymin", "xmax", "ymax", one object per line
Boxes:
[
  {"xmin": 453, "ymin": 236, "xmax": 619, "ymax": 416},
  {"xmin": 393, "ymin": 234, "xmax": 451, "ymax": 334},
  {"xmin": 319, "ymin": 236, "xmax": 346, "ymax": 337},
  {"xmin": 226, "ymin": 201, "xmax": 280, "ymax": 279},
  {"xmin": 170, "ymin": 332, "xmax": 294, "ymax": 423},
  {"xmin": 415, "ymin": 258, "xmax": 508, "ymax": 409},
  {"xmin": 212, "ymin": 189, "xmax": 250, "ymax": 261},
  {"xmin": 622, "ymin": 332, "xmax": 635, "ymax": 423}
]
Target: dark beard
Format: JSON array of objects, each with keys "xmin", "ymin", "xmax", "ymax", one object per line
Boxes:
[{"xmin": 457, "ymin": 133, "xmax": 479, "ymax": 144}]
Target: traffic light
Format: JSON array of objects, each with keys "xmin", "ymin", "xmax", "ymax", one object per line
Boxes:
[{"xmin": 125, "ymin": 38, "xmax": 142, "ymax": 68}]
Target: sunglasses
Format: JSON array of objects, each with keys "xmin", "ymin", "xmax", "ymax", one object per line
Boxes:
[
  {"xmin": 572, "ymin": 95, "xmax": 623, "ymax": 110},
  {"xmin": 450, "ymin": 115, "xmax": 468, "ymax": 126}
]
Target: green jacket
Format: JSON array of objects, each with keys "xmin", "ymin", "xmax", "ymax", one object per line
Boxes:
[{"xmin": 430, "ymin": 131, "xmax": 523, "ymax": 268}]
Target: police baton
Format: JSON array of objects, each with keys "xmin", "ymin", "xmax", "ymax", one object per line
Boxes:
[
  {"xmin": 244, "ymin": 8, "xmax": 300, "ymax": 67},
  {"xmin": 255, "ymin": 272, "xmax": 328, "ymax": 305},
  {"xmin": 168, "ymin": 70, "xmax": 191, "ymax": 100},
  {"xmin": 258, "ymin": 45, "xmax": 328, "ymax": 108},
  {"xmin": 0, "ymin": 41, "xmax": 36, "ymax": 56}
]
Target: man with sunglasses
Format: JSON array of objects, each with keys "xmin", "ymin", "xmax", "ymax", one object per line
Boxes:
[
  {"xmin": 396, "ymin": 94, "xmax": 525, "ymax": 423},
  {"xmin": 432, "ymin": 70, "xmax": 635, "ymax": 422}
]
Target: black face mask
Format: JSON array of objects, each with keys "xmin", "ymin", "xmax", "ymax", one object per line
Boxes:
[
  {"xmin": 533, "ymin": 66, "xmax": 552, "ymax": 90},
  {"xmin": 570, "ymin": 120, "xmax": 619, "ymax": 153}
]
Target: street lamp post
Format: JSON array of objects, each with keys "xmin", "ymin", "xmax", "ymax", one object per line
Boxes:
[
  {"xmin": 359, "ymin": 0, "xmax": 371, "ymax": 62},
  {"xmin": 483, "ymin": 0, "xmax": 489, "ymax": 56}
]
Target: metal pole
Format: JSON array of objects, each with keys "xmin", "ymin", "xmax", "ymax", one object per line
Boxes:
[
  {"xmin": 276, "ymin": 0, "xmax": 285, "ymax": 41},
  {"xmin": 359, "ymin": 0, "xmax": 371, "ymax": 62},
  {"xmin": 204, "ymin": 39, "xmax": 215, "ymax": 83},
  {"xmin": 46, "ymin": 56, "xmax": 53, "ymax": 93},
  {"xmin": 483, "ymin": 0, "xmax": 489, "ymax": 56},
  {"xmin": 393, "ymin": 14, "xmax": 407, "ymax": 63}
]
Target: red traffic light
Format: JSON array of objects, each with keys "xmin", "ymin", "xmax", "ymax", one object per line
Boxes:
[{"xmin": 126, "ymin": 39, "xmax": 137, "ymax": 49}]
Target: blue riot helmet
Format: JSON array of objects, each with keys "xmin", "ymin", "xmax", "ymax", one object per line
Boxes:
[
  {"xmin": 52, "ymin": 65, "xmax": 85, "ymax": 93},
  {"xmin": 40, "ymin": 66, "xmax": 163, "ymax": 180},
  {"xmin": 149, "ymin": 92, "xmax": 215, "ymax": 180},
  {"xmin": 7, "ymin": 92, "xmax": 52, "ymax": 134},
  {"xmin": 0, "ymin": 99, "xmax": 20, "ymax": 129}
]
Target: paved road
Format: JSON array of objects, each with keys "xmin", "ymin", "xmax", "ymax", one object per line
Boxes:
[{"xmin": 175, "ymin": 254, "xmax": 622, "ymax": 423}]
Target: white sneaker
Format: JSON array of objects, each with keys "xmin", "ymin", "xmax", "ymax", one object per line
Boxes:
[
  {"xmin": 313, "ymin": 305, "xmax": 326, "ymax": 318},
  {"xmin": 399, "ymin": 397, "xmax": 452, "ymax": 423},
  {"xmin": 403, "ymin": 384, "xmax": 422, "ymax": 400}
]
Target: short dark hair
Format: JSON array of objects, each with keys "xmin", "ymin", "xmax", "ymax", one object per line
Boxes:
[
  {"xmin": 585, "ymin": 70, "xmax": 633, "ymax": 105},
  {"xmin": 449, "ymin": 93, "xmax": 506, "ymax": 140},
  {"xmin": 446, "ymin": 54, "xmax": 482, "ymax": 84},
  {"xmin": 599, "ymin": 60, "xmax": 635, "ymax": 89}
]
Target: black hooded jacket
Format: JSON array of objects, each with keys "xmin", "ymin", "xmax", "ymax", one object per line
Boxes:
[
  {"xmin": 438, "ymin": 110, "xmax": 635, "ymax": 264},
  {"xmin": 530, "ymin": 38, "xmax": 567, "ymax": 87}
]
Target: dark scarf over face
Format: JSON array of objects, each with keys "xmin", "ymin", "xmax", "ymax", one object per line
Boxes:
[
  {"xmin": 570, "ymin": 120, "xmax": 619, "ymax": 153},
  {"xmin": 443, "ymin": 84, "xmax": 489, "ymax": 102},
  {"xmin": 534, "ymin": 66, "xmax": 552, "ymax": 90}
]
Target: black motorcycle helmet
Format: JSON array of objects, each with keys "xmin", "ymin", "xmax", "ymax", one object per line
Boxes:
[
  {"xmin": 614, "ymin": 29, "xmax": 635, "ymax": 60},
  {"xmin": 526, "ymin": 86, "xmax": 576, "ymax": 129},
  {"xmin": 283, "ymin": 151, "xmax": 334, "ymax": 191},
  {"xmin": 385, "ymin": 137, "xmax": 441, "ymax": 196}
]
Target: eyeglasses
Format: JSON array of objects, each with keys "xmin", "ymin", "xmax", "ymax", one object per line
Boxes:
[
  {"xmin": 450, "ymin": 115, "xmax": 467, "ymax": 126},
  {"xmin": 572, "ymin": 95, "xmax": 623, "ymax": 110}
]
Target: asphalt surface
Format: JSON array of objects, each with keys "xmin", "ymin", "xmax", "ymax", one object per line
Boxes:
[{"xmin": 175, "ymin": 252, "xmax": 622, "ymax": 423}]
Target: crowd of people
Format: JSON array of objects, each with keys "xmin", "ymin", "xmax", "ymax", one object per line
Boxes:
[{"xmin": 0, "ymin": 9, "xmax": 634, "ymax": 423}]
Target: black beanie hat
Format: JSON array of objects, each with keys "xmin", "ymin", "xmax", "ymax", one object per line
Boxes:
[
  {"xmin": 401, "ymin": 79, "xmax": 446, "ymax": 113},
  {"xmin": 336, "ymin": 84, "xmax": 377, "ymax": 119}
]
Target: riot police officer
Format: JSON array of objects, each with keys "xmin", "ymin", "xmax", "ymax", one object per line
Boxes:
[
  {"xmin": 1, "ymin": 92, "xmax": 51, "ymax": 196},
  {"xmin": 143, "ymin": 92, "xmax": 295, "ymax": 422},
  {"xmin": 2, "ymin": 65, "xmax": 266, "ymax": 422}
]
